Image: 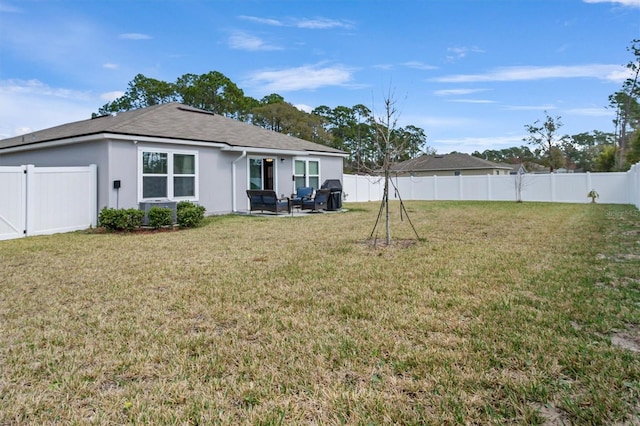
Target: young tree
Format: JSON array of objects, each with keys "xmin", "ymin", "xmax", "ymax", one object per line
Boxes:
[
  {"xmin": 368, "ymin": 91, "xmax": 421, "ymax": 245},
  {"xmin": 523, "ymin": 111, "xmax": 568, "ymax": 172}
]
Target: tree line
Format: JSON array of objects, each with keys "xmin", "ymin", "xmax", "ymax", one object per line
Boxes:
[
  {"xmin": 476, "ymin": 39, "xmax": 640, "ymax": 172},
  {"xmin": 95, "ymin": 72, "xmax": 428, "ymax": 173},
  {"xmin": 96, "ymin": 40, "xmax": 640, "ymax": 173}
]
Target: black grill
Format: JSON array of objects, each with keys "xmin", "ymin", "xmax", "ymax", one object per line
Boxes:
[{"xmin": 321, "ymin": 179, "xmax": 342, "ymax": 211}]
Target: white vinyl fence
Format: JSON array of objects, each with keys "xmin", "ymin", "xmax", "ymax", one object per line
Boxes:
[
  {"xmin": 0, "ymin": 165, "xmax": 97, "ymax": 241},
  {"xmin": 343, "ymin": 162, "xmax": 640, "ymax": 210}
]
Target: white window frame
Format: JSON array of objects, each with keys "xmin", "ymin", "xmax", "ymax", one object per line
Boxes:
[
  {"xmin": 293, "ymin": 158, "xmax": 321, "ymax": 190},
  {"xmin": 138, "ymin": 147, "xmax": 198, "ymax": 202}
]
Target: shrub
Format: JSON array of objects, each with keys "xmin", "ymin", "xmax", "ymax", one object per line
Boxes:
[
  {"xmin": 177, "ymin": 201, "xmax": 206, "ymax": 228},
  {"xmin": 147, "ymin": 206, "xmax": 174, "ymax": 229},
  {"xmin": 99, "ymin": 207, "xmax": 144, "ymax": 231}
]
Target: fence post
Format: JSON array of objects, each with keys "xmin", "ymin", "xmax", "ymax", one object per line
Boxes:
[
  {"xmin": 89, "ymin": 164, "xmax": 98, "ymax": 227},
  {"xmin": 458, "ymin": 175, "xmax": 463, "ymax": 200},
  {"xmin": 550, "ymin": 173, "xmax": 556, "ymax": 202},
  {"xmin": 433, "ymin": 175, "xmax": 438, "ymax": 200},
  {"xmin": 25, "ymin": 164, "xmax": 36, "ymax": 237},
  {"xmin": 487, "ymin": 174, "xmax": 492, "ymax": 201}
]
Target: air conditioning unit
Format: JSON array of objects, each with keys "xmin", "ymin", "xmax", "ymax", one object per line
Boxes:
[{"xmin": 139, "ymin": 201, "xmax": 177, "ymax": 225}]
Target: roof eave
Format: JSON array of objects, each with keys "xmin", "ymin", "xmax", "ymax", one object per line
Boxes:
[{"xmin": 0, "ymin": 133, "xmax": 231, "ymax": 154}]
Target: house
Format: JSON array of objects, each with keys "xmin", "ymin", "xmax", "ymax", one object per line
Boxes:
[
  {"xmin": 390, "ymin": 153, "xmax": 513, "ymax": 176},
  {"xmin": 0, "ymin": 103, "xmax": 346, "ymax": 215}
]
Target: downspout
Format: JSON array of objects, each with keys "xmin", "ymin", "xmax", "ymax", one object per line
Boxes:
[{"xmin": 231, "ymin": 151, "xmax": 247, "ymax": 212}]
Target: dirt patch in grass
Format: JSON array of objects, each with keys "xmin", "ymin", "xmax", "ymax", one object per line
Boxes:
[
  {"xmin": 611, "ymin": 324, "xmax": 640, "ymax": 353},
  {"xmin": 532, "ymin": 403, "xmax": 571, "ymax": 426}
]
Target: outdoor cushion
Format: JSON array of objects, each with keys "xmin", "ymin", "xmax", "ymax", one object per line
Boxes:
[
  {"xmin": 246, "ymin": 190, "xmax": 290, "ymax": 214},
  {"xmin": 301, "ymin": 189, "xmax": 330, "ymax": 212},
  {"xmin": 291, "ymin": 186, "xmax": 314, "ymax": 207}
]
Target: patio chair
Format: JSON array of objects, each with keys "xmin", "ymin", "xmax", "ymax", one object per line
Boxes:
[
  {"xmin": 300, "ymin": 189, "xmax": 331, "ymax": 212},
  {"xmin": 290, "ymin": 186, "xmax": 314, "ymax": 208}
]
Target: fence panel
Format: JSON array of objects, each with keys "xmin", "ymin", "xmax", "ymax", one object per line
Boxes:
[
  {"xmin": 26, "ymin": 165, "xmax": 97, "ymax": 237},
  {"xmin": 343, "ymin": 167, "xmax": 639, "ymax": 207},
  {"xmin": 0, "ymin": 166, "xmax": 26, "ymax": 241},
  {"xmin": 0, "ymin": 165, "xmax": 97, "ymax": 241}
]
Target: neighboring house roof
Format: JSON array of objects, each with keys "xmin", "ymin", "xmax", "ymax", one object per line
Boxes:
[
  {"xmin": 391, "ymin": 152, "xmax": 512, "ymax": 173},
  {"xmin": 0, "ymin": 103, "xmax": 345, "ymax": 155},
  {"xmin": 498, "ymin": 162, "xmax": 528, "ymax": 174}
]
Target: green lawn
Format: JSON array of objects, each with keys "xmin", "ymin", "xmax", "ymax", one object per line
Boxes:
[{"xmin": 1, "ymin": 201, "xmax": 638, "ymax": 425}]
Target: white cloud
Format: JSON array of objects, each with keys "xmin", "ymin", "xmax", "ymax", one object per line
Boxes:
[
  {"xmin": 103, "ymin": 63, "xmax": 118, "ymax": 70},
  {"xmin": 246, "ymin": 64, "xmax": 354, "ymax": 92},
  {"xmin": 503, "ymin": 104, "xmax": 557, "ymax": 111},
  {"xmin": 0, "ymin": 79, "xmax": 97, "ymax": 138},
  {"xmin": 294, "ymin": 17, "xmax": 353, "ymax": 29},
  {"xmin": 100, "ymin": 91, "xmax": 125, "ymax": 102},
  {"xmin": 403, "ymin": 61, "xmax": 438, "ymax": 71},
  {"xmin": 118, "ymin": 33, "xmax": 152, "ymax": 40},
  {"xmin": 446, "ymin": 46, "xmax": 485, "ymax": 61},
  {"xmin": 433, "ymin": 135, "xmax": 528, "ymax": 152},
  {"xmin": 564, "ymin": 107, "xmax": 616, "ymax": 117},
  {"xmin": 0, "ymin": 2, "xmax": 21, "ymax": 13},
  {"xmin": 434, "ymin": 64, "xmax": 628, "ymax": 83},
  {"xmin": 583, "ymin": 0, "xmax": 640, "ymax": 7},
  {"xmin": 228, "ymin": 31, "xmax": 282, "ymax": 51},
  {"xmin": 448, "ymin": 99, "xmax": 496, "ymax": 104},
  {"xmin": 294, "ymin": 103, "xmax": 313, "ymax": 113},
  {"xmin": 434, "ymin": 88, "xmax": 489, "ymax": 96},
  {"xmin": 238, "ymin": 15, "xmax": 284, "ymax": 26},
  {"xmin": 239, "ymin": 15, "xmax": 353, "ymax": 29}
]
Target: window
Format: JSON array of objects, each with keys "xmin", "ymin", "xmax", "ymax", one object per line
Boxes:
[
  {"xmin": 140, "ymin": 149, "xmax": 197, "ymax": 200},
  {"xmin": 294, "ymin": 159, "xmax": 320, "ymax": 189}
]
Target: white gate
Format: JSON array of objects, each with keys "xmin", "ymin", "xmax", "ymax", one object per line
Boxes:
[
  {"xmin": 0, "ymin": 166, "xmax": 27, "ymax": 241},
  {"xmin": 0, "ymin": 165, "xmax": 97, "ymax": 241}
]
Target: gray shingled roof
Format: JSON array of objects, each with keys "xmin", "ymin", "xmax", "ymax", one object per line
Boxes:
[
  {"xmin": 391, "ymin": 152, "xmax": 512, "ymax": 172},
  {"xmin": 0, "ymin": 103, "xmax": 345, "ymax": 154}
]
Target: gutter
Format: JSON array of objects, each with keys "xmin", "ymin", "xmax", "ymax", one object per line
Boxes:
[
  {"xmin": 231, "ymin": 150, "xmax": 247, "ymax": 212},
  {"xmin": 221, "ymin": 145, "xmax": 348, "ymax": 158}
]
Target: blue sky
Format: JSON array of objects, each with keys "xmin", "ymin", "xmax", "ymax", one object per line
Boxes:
[{"xmin": 1, "ymin": 0, "xmax": 638, "ymax": 154}]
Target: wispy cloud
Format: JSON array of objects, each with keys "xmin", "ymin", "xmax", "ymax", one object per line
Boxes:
[
  {"xmin": 403, "ymin": 61, "xmax": 438, "ymax": 71},
  {"xmin": 238, "ymin": 15, "xmax": 284, "ymax": 26},
  {"xmin": 103, "ymin": 63, "xmax": 118, "ymax": 70},
  {"xmin": 446, "ymin": 46, "xmax": 485, "ymax": 61},
  {"xmin": 0, "ymin": 79, "xmax": 96, "ymax": 138},
  {"xmin": 564, "ymin": 107, "xmax": 616, "ymax": 117},
  {"xmin": 100, "ymin": 91, "xmax": 124, "ymax": 102},
  {"xmin": 583, "ymin": 0, "xmax": 640, "ymax": 7},
  {"xmin": 239, "ymin": 15, "xmax": 353, "ymax": 29},
  {"xmin": 0, "ymin": 2, "xmax": 21, "ymax": 13},
  {"xmin": 433, "ymin": 135, "xmax": 527, "ymax": 150},
  {"xmin": 118, "ymin": 33, "xmax": 152, "ymax": 40},
  {"xmin": 228, "ymin": 31, "xmax": 282, "ymax": 51},
  {"xmin": 434, "ymin": 88, "xmax": 489, "ymax": 96},
  {"xmin": 433, "ymin": 64, "xmax": 628, "ymax": 83},
  {"xmin": 295, "ymin": 17, "xmax": 353, "ymax": 29},
  {"xmin": 246, "ymin": 64, "xmax": 354, "ymax": 91},
  {"xmin": 503, "ymin": 104, "xmax": 557, "ymax": 111},
  {"xmin": 0, "ymin": 79, "xmax": 91, "ymax": 99},
  {"xmin": 448, "ymin": 99, "xmax": 496, "ymax": 104}
]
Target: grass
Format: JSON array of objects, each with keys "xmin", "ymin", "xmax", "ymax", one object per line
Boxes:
[{"xmin": 1, "ymin": 201, "xmax": 639, "ymax": 425}]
